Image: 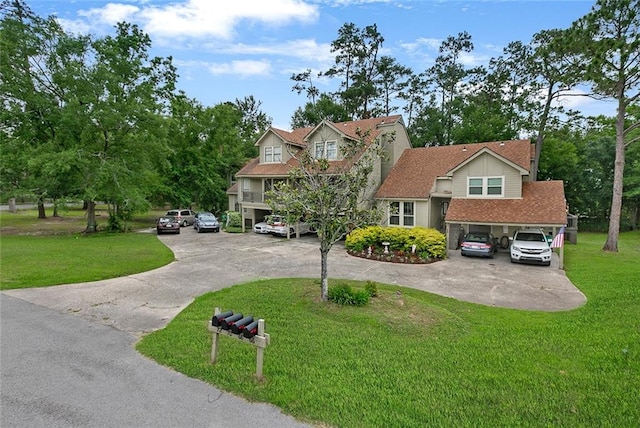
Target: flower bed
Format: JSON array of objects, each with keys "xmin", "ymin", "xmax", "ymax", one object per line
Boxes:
[{"xmin": 347, "ymin": 246, "xmax": 442, "ymax": 264}]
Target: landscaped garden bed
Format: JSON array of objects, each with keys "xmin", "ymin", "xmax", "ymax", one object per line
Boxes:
[{"xmin": 345, "ymin": 226, "xmax": 446, "ymax": 264}]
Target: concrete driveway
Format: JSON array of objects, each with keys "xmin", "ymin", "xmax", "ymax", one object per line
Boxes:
[{"xmin": 3, "ymin": 228, "xmax": 586, "ymax": 337}]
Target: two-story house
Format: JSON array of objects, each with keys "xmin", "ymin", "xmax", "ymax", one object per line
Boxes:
[
  {"xmin": 374, "ymin": 139, "xmax": 567, "ymax": 249},
  {"xmin": 228, "ymin": 115, "xmax": 413, "ymax": 230}
]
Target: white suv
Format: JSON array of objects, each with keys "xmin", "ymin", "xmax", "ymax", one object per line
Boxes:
[{"xmin": 510, "ymin": 229, "xmax": 552, "ymax": 266}]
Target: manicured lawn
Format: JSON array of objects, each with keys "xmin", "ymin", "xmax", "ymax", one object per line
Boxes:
[
  {"xmin": 0, "ymin": 207, "xmax": 173, "ymax": 290},
  {"xmin": 0, "ymin": 234, "xmax": 174, "ymax": 290},
  {"xmin": 136, "ymin": 231, "xmax": 640, "ymax": 427}
]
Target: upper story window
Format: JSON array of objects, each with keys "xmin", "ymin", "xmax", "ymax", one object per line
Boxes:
[
  {"xmin": 264, "ymin": 146, "xmax": 282, "ymax": 163},
  {"xmin": 314, "ymin": 141, "xmax": 337, "ymax": 160},
  {"xmin": 467, "ymin": 176, "xmax": 504, "ymax": 197},
  {"xmin": 389, "ymin": 201, "xmax": 414, "ymax": 227}
]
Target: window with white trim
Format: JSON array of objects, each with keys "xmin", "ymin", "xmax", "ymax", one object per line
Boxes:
[
  {"xmin": 467, "ymin": 176, "xmax": 503, "ymax": 197},
  {"xmin": 389, "ymin": 201, "xmax": 415, "ymax": 226},
  {"xmin": 264, "ymin": 146, "xmax": 282, "ymax": 163},
  {"xmin": 314, "ymin": 141, "xmax": 337, "ymax": 160}
]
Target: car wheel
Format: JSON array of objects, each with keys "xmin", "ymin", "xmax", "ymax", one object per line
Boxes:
[
  {"xmin": 177, "ymin": 229, "xmax": 181, "ymax": 234},
  {"xmin": 182, "ymin": 220, "xmax": 188, "ymax": 227},
  {"xmin": 544, "ymin": 261, "xmax": 551, "ymax": 266},
  {"xmin": 510, "ymin": 257, "xmax": 516, "ymax": 263},
  {"xmin": 157, "ymin": 229, "xmax": 162, "ymax": 235}
]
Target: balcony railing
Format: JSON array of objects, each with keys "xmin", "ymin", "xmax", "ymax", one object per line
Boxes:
[{"xmin": 242, "ymin": 191, "xmax": 277, "ymax": 203}]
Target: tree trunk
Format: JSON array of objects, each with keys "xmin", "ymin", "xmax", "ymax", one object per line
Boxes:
[
  {"xmin": 8, "ymin": 197, "xmax": 16, "ymax": 213},
  {"xmin": 602, "ymin": 97, "xmax": 626, "ymax": 252},
  {"xmin": 53, "ymin": 199, "xmax": 60, "ymax": 217},
  {"xmin": 84, "ymin": 200, "xmax": 97, "ymax": 233},
  {"xmin": 320, "ymin": 246, "xmax": 329, "ymax": 301},
  {"xmin": 37, "ymin": 197, "xmax": 46, "ymax": 219},
  {"xmin": 531, "ymin": 85, "xmax": 554, "ymax": 182}
]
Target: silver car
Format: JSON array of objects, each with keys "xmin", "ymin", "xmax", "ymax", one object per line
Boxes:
[
  {"xmin": 194, "ymin": 212, "xmax": 220, "ymax": 233},
  {"xmin": 166, "ymin": 209, "xmax": 196, "ymax": 227}
]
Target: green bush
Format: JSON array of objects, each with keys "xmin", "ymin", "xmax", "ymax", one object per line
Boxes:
[
  {"xmin": 225, "ymin": 211, "xmax": 242, "ymax": 228},
  {"xmin": 364, "ymin": 280, "xmax": 378, "ymax": 297},
  {"xmin": 345, "ymin": 226, "xmax": 446, "ymax": 259},
  {"xmin": 328, "ymin": 283, "xmax": 370, "ymax": 306}
]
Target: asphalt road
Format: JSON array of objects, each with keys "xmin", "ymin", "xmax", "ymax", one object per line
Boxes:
[{"xmin": 1, "ymin": 228, "xmax": 587, "ymax": 427}]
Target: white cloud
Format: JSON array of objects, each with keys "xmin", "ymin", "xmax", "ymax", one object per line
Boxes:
[
  {"xmin": 141, "ymin": 0, "xmax": 318, "ymax": 39},
  {"xmin": 208, "ymin": 60, "xmax": 272, "ymax": 77},
  {"xmin": 202, "ymin": 39, "xmax": 333, "ymax": 63},
  {"xmin": 77, "ymin": 3, "xmax": 140, "ymax": 25}
]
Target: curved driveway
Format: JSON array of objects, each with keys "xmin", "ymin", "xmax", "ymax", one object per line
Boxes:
[
  {"xmin": 1, "ymin": 229, "xmax": 586, "ymax": 427},
  {"xmin": 4, "ymin": 228, "xmax": 586, "ymax": 336}
]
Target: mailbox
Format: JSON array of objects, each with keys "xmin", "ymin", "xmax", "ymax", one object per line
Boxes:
[
  {"xmin": 220, "ymin": 313, "xmax": 243, "ymax": 330},
  {"xmin": 231, "ymin": 316, "xmax": 254, "ymax": 334},
  {"xmin": 211, "ymin": 310, "xmax": 233, "ymax": 327},
  {"xmin": 243, "ymin": 320, "xmax": 259, "ymax": 338}
]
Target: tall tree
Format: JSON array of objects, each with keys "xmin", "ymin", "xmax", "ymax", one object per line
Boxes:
[
  {"xmin": 374, "ymin": 56, "xmax": 412, "ymax": 116},
  {"xmin": 267, "ymin": 127, "xmax": 389, "ymax": 301},
  {"xmin": 323, "ymin": 23, "xmax": 384, "ymax": 119},
  {"xmin": 0, "ymin": 0, "xmax": 72, "ymax": 218},
  {"xmin": 424, "ymin": 31, "xmax": 476, "ymax": 145},
  {"xmin": 290, "ymin": 93, "xmax": 349, "ymax": 128},
  {"xmin": 569, "ymin": 0, "xmax": 640, "ymax": 251}
]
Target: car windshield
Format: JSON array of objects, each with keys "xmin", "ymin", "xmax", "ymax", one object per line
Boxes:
[
  {"xmin": 465, "ymin": 234, "xmax": 489, "ymax": 243},
  {"xmin": 159, "ymin": 217, "xmax": 174, "ymax": 223},
  {"xmin": 518, "ymin": 233, "xmax": 546, "ymax": 242},
  {"xmin": 200, "ymin": 214, "xmax": 216, "ymax": 220}
]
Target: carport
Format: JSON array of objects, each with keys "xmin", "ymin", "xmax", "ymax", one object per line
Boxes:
[{"xmin": 444, "ymin": 181, "xmax": 569, "ymax": 268}]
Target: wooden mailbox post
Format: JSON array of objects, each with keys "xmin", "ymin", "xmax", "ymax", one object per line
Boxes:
[{"xmin": 208, "ymin": 307, "xmax": 270, "ymax": 380}]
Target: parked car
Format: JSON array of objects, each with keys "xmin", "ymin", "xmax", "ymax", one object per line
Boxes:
[
  {"xmin": 266, "ymin": 215, "xmax": 313, "ymax": 237},
  {"xmin": 194, "ymin": 212, "xmax": 220, "ymax": 233},
  {"xmin": 510, "ymin": 229, "xmax": 552, "ymax": 266},
  {"xmin": 460, "ymin": 232, "xmax": 497, "ymax": 258},
  {"xmin": 156, "ymin": 216, "xmax": 181, "ymax": 234},
  {"xmin": 253, "ymin": 216, "xmax": 271, "ymax": 234},
  {"xmin": 166, "ymin": 209, "xmax": 196, "ymax": 227}
]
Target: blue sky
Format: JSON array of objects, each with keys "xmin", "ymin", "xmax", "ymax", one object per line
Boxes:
[{"xmin": 28, "ymin": 0, "xmax": 614, "ymax": 130}]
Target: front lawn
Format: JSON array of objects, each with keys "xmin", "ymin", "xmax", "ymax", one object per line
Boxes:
[
  {"xmin": 136, "ymin": 231, "xmax": 640, "ymax": 427},
  {"xmin": 0, "ymin": 233, "xmax": 174, "ymax": 290}
]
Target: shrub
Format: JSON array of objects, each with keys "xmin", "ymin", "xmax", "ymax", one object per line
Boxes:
[
  {"xmin": 328, "ymin": 283, "xmax": 370, "ymax": 306},
  {"xmin": 364, "ymin": 280, "xmax": 378, "ymax": 297},
  {"xmin": 345, "ymin": 226, "xmax": 446, "ymax": 260},
  {"xmin": 225, "ymin": 211, "xmax": 242, "ymax": 228}
]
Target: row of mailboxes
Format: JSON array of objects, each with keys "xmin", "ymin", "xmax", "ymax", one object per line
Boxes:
[{"xmin": 211, "ymin": 310, "xmax": 259, "ymax": 338}]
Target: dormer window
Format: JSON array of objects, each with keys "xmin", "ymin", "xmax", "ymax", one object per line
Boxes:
[
  {"xmin": 314, "ymin": 141, "xmax": 337, "ymax": 160},
  {"xmin": 264, "ymin": 146, "xmax": 281, "ymax": 163},
  {"xmin": 467, "ymin": 176, "xmax": 504, "ymax": 197}
]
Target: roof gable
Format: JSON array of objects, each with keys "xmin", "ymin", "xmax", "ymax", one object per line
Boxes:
[
  {"xmin": 447, "ymin": 146, "xmax": 529, "ymax": 176},
  {"xmin": 376, "ymin": 140, "xmax": 533, "ymax": 199}
]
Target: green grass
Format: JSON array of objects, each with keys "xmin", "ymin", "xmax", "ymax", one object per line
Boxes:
[
  {"xmin": 0, "ymin": 207, "xmax": 174, "ymax": 289},
  {"xmin": 0, "ymin": 234, "xmax": 174, "ymax": 290},
  {"xmin": 137, "ymin": 231, "xmax": 640, "ymax": 427}
]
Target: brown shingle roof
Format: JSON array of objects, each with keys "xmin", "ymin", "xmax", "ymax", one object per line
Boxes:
[
  {"xmin": 375, "ymin": 140, "xmax": 533, "ymax": 199},
  {"xmin": 238, "ymin": 116, "xmax": 403, "ymax": 177},
  {"xmin": 445, "ymin": 181, "xmax": 566, "ymax": 226},
  {"xmin": 226, "ymin": 182, "xmax": 238, "ymax": 194}
]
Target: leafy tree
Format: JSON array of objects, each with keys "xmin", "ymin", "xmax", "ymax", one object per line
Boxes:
[
  {"xmin": 569, "ymin": 0, "xmax": 639, "ymax": 251},
  {"xmin": 423, "ymin": 31, "xmax": 477, "ymax": 145},
  {"xmin": 0, "ymin": 0, "xmax": 75, "ymax": 218},
  {"xmin": 290, "ymin": 93, "xmax": 349, "ymax": 128},
  {"xmin": 399, "ymin": 72, "xmax": 428, "ymax": 130},
  {"xmin": 373, "ymin": 56, "xmax": 412, "ymax": 116},
  {"xmin": 323, "ymin": 23, "xmax": 384, "ymax": 119},
  {"xmin": 267, "ymin": 127, "xmax": 389, "ymax": 301}
]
